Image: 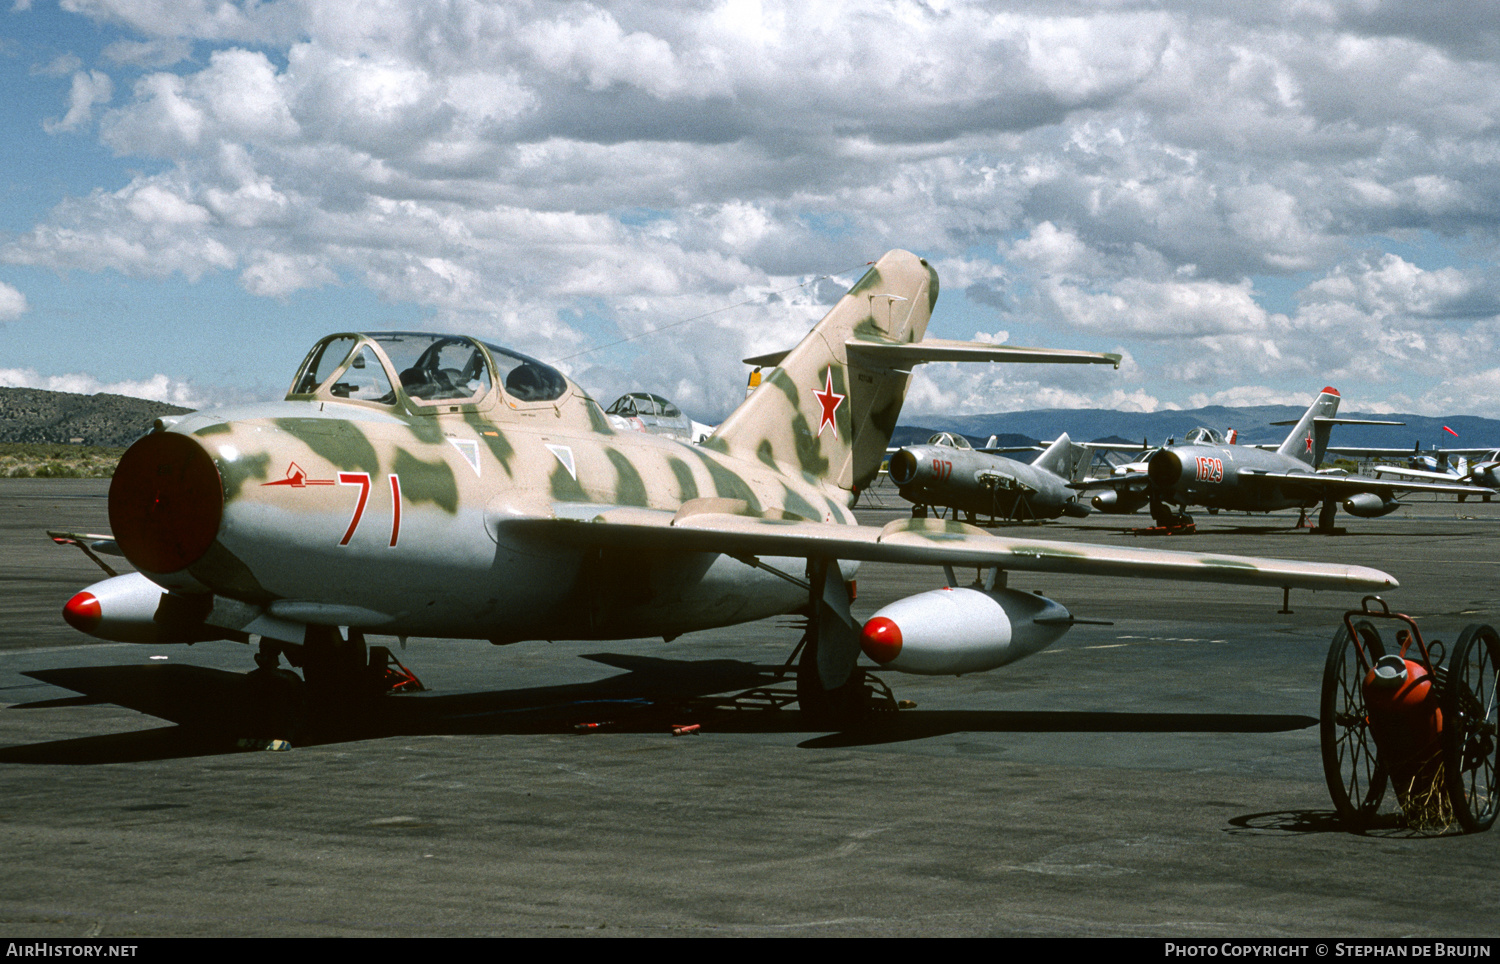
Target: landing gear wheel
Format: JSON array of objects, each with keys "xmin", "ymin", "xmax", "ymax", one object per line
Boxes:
[
  {"xmin": 796, "ymin": 630, "xmax": 871, "ymax": 728},
  {"xmin": 1442, "ymin": 624, "xmax": 1499, "ymax": 833},
  {"xmin": 302, "ymin": 626, "xmax": 375, "ymax": 735},
  {"xmin": 1321, "ymin": 620, "xmax": 1387, "ymax": 830}
]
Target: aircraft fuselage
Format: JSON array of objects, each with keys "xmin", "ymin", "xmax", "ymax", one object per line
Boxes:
[
  {"xmin": 112, "ymin": 395, "xmax": 853, "ymax": 646},
  {"xmin": 1146, "ymin": 444, "xmax": 1323, "ymax": 512},
  {"xmin": 890, "ymin": 444, "xmax": 1084, "ymax": 520}
]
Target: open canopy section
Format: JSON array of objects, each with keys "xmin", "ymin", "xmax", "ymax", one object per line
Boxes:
[
  {"xmin": 287, "ymin": 332, "xmax": 570, "ymax": 408},
  {"xmin": 926, "ymin": 432, "xmax": 973, "ymax": 450}
]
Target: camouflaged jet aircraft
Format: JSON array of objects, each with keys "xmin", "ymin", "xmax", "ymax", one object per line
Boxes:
[
  {"xmin": 55, "ymin": 251, "xmax": 1398, "ymax": 730},
  {"xmin": 1085, "ymin": 389, "xmax": 1495, "ymax": 531}
]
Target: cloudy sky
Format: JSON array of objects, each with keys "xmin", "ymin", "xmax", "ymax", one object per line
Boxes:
[{"xmin": 2, "ymin": 0, "xmax": 1499, "ymax": 422}]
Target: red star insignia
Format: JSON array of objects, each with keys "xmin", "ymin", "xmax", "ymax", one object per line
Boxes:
[
  {"xmin": 1305, "ymin": 436, "xmax": 1313, "ymax": 453},
  {"xmin": 812, "ymin": 371, "xmax": 845, "ymax": 439}
]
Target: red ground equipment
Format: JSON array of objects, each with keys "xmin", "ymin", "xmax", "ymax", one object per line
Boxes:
[{"xmin": 1321, "ymin": 598, "xmax": 1498, "ymax": 833}]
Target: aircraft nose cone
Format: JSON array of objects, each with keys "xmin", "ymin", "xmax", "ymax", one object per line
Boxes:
[
  {"xmin": 861, "ymin": 615, "xmax": 903, "ymax": 664},
  {"xmin": 1147, "ymin": 449, "xmax": 1184, "ymax": 490},
  {"xmin": 62, "ymin": 591, "xmax": 101, "ymax": 633},
  {"xmin": 109, "ymin": 432, "xmax": 223, "ymax": 574}
]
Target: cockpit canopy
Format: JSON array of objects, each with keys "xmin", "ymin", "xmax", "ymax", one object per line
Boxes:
[
  {"xmin": 289, "ymin": 332, "xmax": 570, "ymax": 409},
  {"xmin": 1182, "ymin": 426, "xmax": 1227, "ymax": 446},
  {"xmin": 606, "ymin": 392, "xmax": 683, "ymax": 419},
  {"xmin": 925, "ymin": 432, "xmax": 973, "ymax": 450}
]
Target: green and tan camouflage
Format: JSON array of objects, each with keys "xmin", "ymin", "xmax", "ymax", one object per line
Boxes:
[{"xmin": 63, "ymin": 250, "xmax": 1396, "ymax": 677}]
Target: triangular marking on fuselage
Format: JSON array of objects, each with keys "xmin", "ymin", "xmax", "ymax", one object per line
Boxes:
[
  {"xmin": 447, "ymin": 438, "xmax": 482, "ymax": 478},
  {"xmin": 546, "ymin": 444, "xmax": 577, "ymax": 480}
]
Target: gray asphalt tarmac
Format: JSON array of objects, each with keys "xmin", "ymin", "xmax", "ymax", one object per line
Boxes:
[{"xmin": 2, "ymin": 479, "xmax": 1498, "ymax": 937}]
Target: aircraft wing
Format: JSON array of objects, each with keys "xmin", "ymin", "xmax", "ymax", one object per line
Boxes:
[
  {"xmin": 1068, "ymin": 472, "xmax": 1150, "ymax": 492},
  {"xmin": 507, "ymin": 508, "xmax": 1395, "ymax": 592},
  {"xmin": 1365, "ymin": 465, "xmax": 1466, "ymax": 483},
  {"xmin": 1078, "ymin": 441, "xmax": 1152, "ymax": 452},
  {"xmin": 1328, "ymin": 446, "xmax": 1497, "ymax": 457},
  {"xmin": 1239, "ymin": 469, "xmax": 1494, "ymax": 497}
]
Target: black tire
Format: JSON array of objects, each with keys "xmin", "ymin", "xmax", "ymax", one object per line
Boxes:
[
  {"xmin": 1321, "ymin": 620, "xmax": 1387, "ymax": 830},
  {"xmin": 1442, "ymin": 624, "xmax": 1499, "ymax": 833},
  {"xmin": 796, "ymin": 631, "xmax": 871, "ymax": 728}
]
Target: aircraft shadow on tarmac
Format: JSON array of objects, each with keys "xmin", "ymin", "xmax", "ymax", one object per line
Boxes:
[{"xmin": 1, "ymin": 653, "xmax": 1315, "ymax": 764}]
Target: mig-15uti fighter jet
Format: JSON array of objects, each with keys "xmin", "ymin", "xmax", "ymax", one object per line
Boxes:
[
  {"xmin": 1084, "ymin": 389, "xmax": 1496, "ymax": 531},
  {"xmin": 887, "ymin": 431, "xmax": 1097, "ymax": 523},
  {"xmin": 54, "ymin": 251, "xmax": 1397, "ymax": 730}
]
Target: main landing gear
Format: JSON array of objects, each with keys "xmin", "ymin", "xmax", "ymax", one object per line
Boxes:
[
  {"xmin": 793, "ymin": 558, "xmax": 880, "ymax": 726},
  {"xmin": 249, "ymin": 627, "xmax": 424, "ymax": 744},
  {"xmin": 1297, "ymin": 501, "xmax": 1345, "ymax": 534},
  {"xmin": 1320, "ymin": 598, "xmax": 1498, "ymax": 833}
]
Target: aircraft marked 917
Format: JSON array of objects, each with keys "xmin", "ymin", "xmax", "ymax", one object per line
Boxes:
[{"xmin": 50, "ymin": 250, "xmax": 1399, "ymax": 728}]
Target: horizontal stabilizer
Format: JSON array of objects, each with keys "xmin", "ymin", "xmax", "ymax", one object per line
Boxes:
[
  {"xmin": 844, "ymin": 340, "xmax": 1121, "ymax": 369},
  {"xmin": 1269, "ymin": 417, "xmax": 1404, "ymax": 427},
  {"xmin": 744, "ymin": 340, "xmax": 1121, "ymax": 370}
]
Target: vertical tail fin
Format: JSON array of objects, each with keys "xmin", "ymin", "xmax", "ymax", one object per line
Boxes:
[
  {"xmin": 1275, "ymin": 387, "xmax": 1341, "ymax": 465},
  {"xmin": 705, "ymin": 250, "xmax": 938, "ymax": 495},
  {"xmin": 1031, "ymin": 433, "xmax": 1088, "ymax": 481}
]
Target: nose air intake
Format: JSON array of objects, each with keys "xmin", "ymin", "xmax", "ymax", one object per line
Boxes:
[
  {"xmin": 888, "ymin": 449, "xmax": 920, "ymax": 486},
  {"xmin": 1147, "ymin": 449, "xmax": 1183, "ymax": 491},
  {"xmin": 109, "ymin": 432, "xmax": 224, "ymax": 574}
]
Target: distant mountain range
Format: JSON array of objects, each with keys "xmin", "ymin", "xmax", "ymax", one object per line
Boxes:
[
  {"xmin": 4, "ymin": 382, "xmax": 1497, "ymax": 455},
  {"xmin": 900, "ymin": 405, "xmax": 1500, "ymax": 452},
  {"xmin": 0, "ymin": 387, "xmax": 191, "ymax": 447}
]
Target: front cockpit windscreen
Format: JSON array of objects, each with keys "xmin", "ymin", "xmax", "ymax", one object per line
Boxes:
[
  {"xmin": 373, "ymin": 333, "xmax": 493, "ymax": 404},
  {"xmin": 293, "ymin": 335, "xmax": 359, "ymax": 396},
  {"xmin": 1183, "ymin": 427, "xmax": 1225, "ymax": 446}
]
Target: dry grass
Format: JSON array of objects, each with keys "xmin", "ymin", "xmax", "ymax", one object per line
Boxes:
[
  {"xmin": 0, "ymin": 443, "xmax": 124, "ymax": 478},
  {"xmin": 1394, "ymin": 758, "xmax": 1454, "ymax": 830}
]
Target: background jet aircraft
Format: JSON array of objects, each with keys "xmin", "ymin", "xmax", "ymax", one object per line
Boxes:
[
  {"xmin": 1085, "ymin": 388, "xmax": 1494, "ymax": 530},
  {"xmin": 604, "ymin": 391, "xmax": 714, "ymax": 444},
  {"xmin": 54, "ymin": 251, "xmax": 1395, "ymax": 733},
  {"xmin": 888, "ymin": 431, "xmax": 1094, "ymax": 522}
]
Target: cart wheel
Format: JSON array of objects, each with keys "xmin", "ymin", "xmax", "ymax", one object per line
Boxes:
[
  {"xmin": 1442, "ymin": 624, "xmax": 1499, "ymax": 833},
  {"xmin": 1321, "ymin": 620, "xmax": 1387, "ymax": 829}
]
